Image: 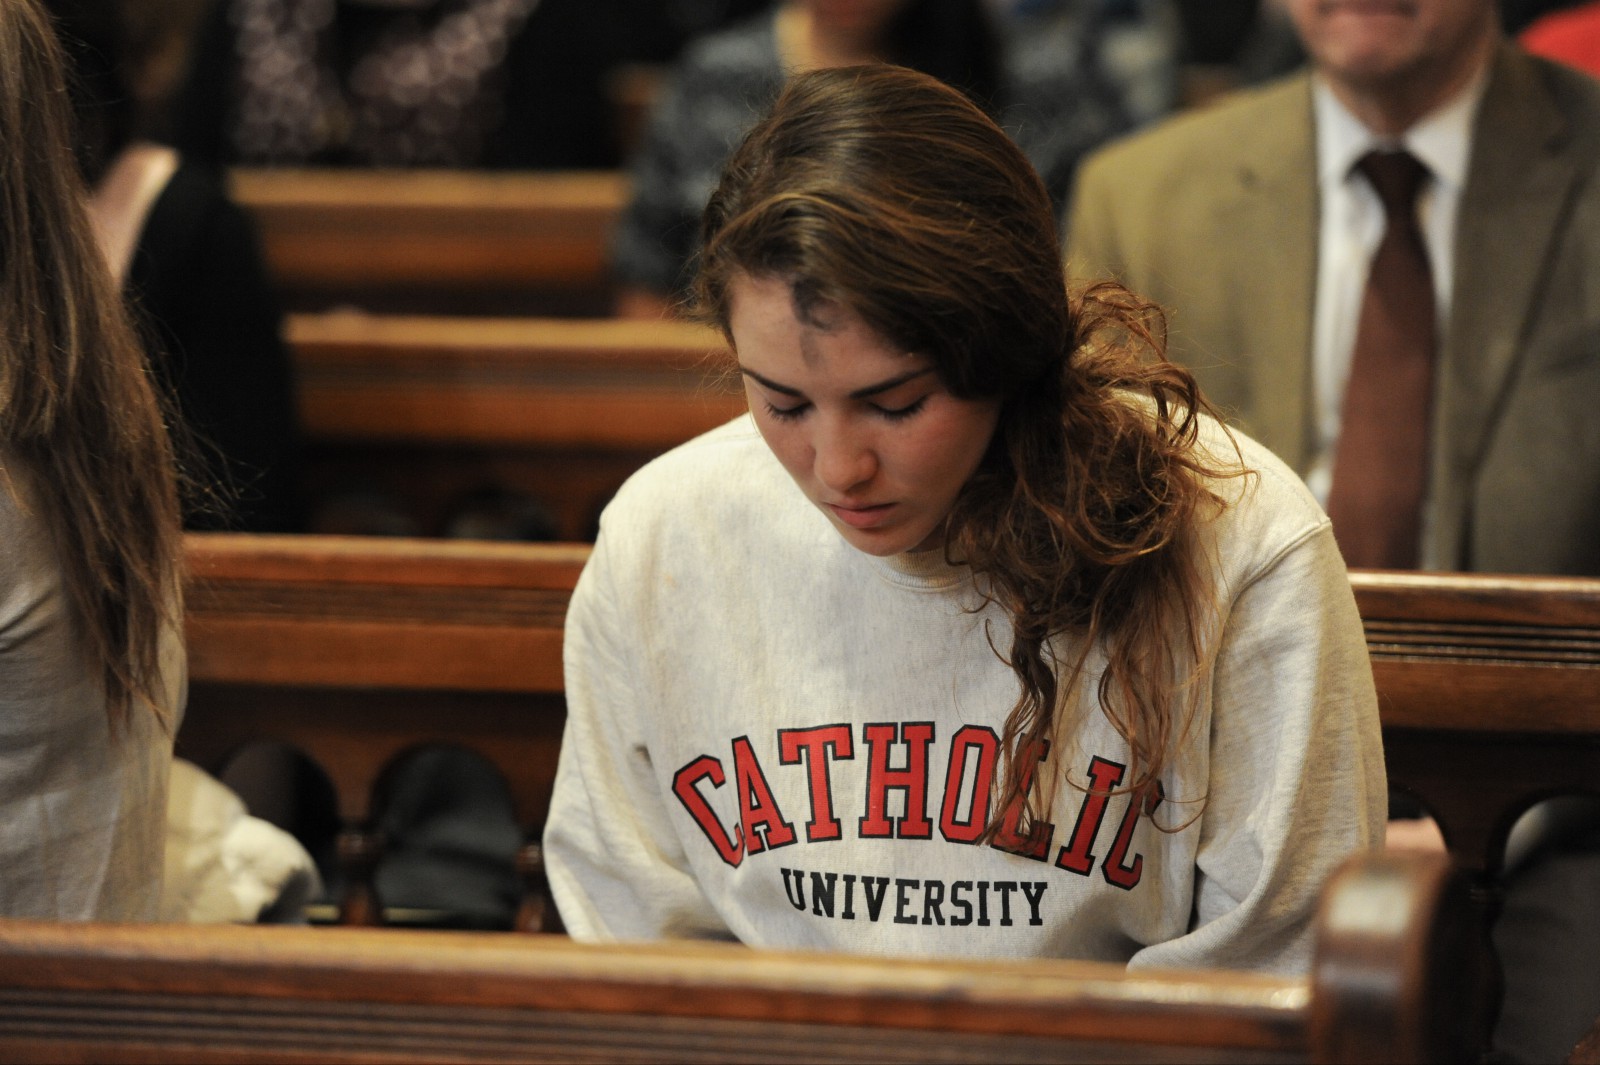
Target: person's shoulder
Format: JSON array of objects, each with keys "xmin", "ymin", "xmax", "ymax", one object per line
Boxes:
[
  {"xmin": 1079, "ymin": 72, "xmax": 1312, "ymax": 182},
  {"xmin": 590, "ymin": 414, "xmax": 821, "ymax": 583},
  {"xmin": 1469, "ymin": 45, "xmax": 1600, "ymax": 192},
  {"xmin": 601, "ymin": 414, "xmax": 773, "ymax": 523},
  {"xmin": 143, "ymin": 157, "xmax": 246, "ymax": 245},
  {"xmin": 1510, "ymin": 44, "xmax": 1600, "ymax": 134},
  {"xmin": 1190, "ymin": 412, "xmax": 1333, "ymax": 570}
]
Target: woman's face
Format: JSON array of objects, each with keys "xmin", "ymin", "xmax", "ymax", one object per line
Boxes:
[{"xmin": 729, "ymin": 273, "xmax": 1001, "ymax": 557}]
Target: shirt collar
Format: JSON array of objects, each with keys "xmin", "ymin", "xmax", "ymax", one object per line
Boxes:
[{"xmin": 1313, "ymin": 64, "xmax": 1489, "ymax": 195}]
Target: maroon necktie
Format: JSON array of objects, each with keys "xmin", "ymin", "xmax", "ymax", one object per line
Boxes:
[{"xmin": 1325, "ymin": 150, "xmax": 1436, "ymax": 569}]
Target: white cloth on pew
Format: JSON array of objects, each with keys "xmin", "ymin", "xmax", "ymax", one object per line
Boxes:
[
  {"xmin": 160, "ymin": 757, "xmax": 322, "ymax": 924},
  {"xmin": 546, "ymin": 413, "xmax": 1386, "ymax": 972},
  {"xmin": 0, "ymin": 457, "xmax": 186, "ymax": 921}
]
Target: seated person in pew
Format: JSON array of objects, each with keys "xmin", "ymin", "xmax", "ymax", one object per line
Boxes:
[
  {"xmin": 545, "ymin": 65, "xmax": 1387, "ymax": 970},
  {"xmin": 611, "ymin": 0, "xmax": 1166, "ymax": 319},
  {"xmin": 1521, "ymin": 0, "xmax": 1600, "ymax": 76},
  {"xmin": 164, "ymin": 0, "xmax": 628, "ymax": 169},
  {"xmin": 0, "ymin": 0, "xmax": 187, "ymax": 920},
  {"xmin": 1064, "ymin": 0, "xmax": 1600, "ymax": 1054},
  {"xmin": 47, "ymin": 0, "xmax": 304, "ymax": 532}
]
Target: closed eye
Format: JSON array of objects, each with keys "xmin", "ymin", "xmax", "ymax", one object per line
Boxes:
[
  {"xmin": 872, "ymin": 396, "xmax": 928, "ymax": 421},
  {"xmin": 764, "ymin": 400, "xmax": 811, "ymax": 421}
]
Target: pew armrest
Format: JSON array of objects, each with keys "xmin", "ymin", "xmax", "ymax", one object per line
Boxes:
[{"xmin": 1311, "ymin": 849, "xmax": 1493, "ymax": 1064}]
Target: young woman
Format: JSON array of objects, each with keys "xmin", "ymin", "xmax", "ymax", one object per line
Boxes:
[
  {"xmin": 545, "ymin": 65, "xmax": 1384, "ymax": 972},
  {"xmin": 0, "ymin": 0, "xmax": 186, "ymax": 920}
]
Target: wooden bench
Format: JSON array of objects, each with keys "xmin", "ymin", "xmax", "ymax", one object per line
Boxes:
[
  {"xmin": 181, "ymin": 537, "xmax": 1600, "ymax": 935},
  {"xmin": 1353, "ymin": 570, "xmax": 1600, "ymax": 890},
  {"xmin": 171, "ymin": 541, "xmax": 1600, "ymax": 1060},
  {"xmin": 0, "ymin": 848, "xmax": 1484, "ymax": 1064},
  {"xmin": 287, "ymin": 311, "xmax": 743, "ymax": 540},
  {"xmin": 232, "ymin": 169, "xmax": 629, "ymax": 316},
  {"xmin": 182, "ymin": 533, "xmax": 585, "ymax": 929},
  {"xmin": 184, "ymin": 534, "xmax": 1600, "ymax": 876}
]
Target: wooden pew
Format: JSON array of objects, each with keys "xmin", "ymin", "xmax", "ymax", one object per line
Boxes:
[
  {"xmin": 182, "ymin": 538, "xmax": 1600, "ymax": 915},
  {"xmin": 0, "ymin": 848, "xmax": 1484, "ymax": 1064},
  {"xmin": 1354, "ymin": 570, "xmax": 1600, "ymax": 1062},
  {"xmin": 182, "ymin": 537, "xmax": 1600, "ymax": 945},
  {"xmin": 287, "ymin": 311, "xmax": 743, "ymax": 541},
  {"xmin": 176, "ymin": 540, "xmax": 1600, "ymax": 1059},
  {"xmin": 182, "ymin": 533, "xmax": 587, "ymax": 928},
  {"xmin": 232, "ymin": 169, "xmax": 629, "ymax": 316},
  {"xmin": 1353, "ymin": 570, "xmax": 1600, "ymax": 890}
]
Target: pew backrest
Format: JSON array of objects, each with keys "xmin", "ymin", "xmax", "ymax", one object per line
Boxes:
[
  {"xmin": 287, "ymin": 312, "xmax": 743, "ymax": 541},
  {"xmin": 289, "ymin": 311, "xmax": 738, "ymax": 451},
  {"xmin": 182, "ymin": 540, "xmax": 1600, "ymax": 906},
  {"xmin": 1351, "ymin": 570, "xmax": 1600, "ymax": 881},
  {"xmin": 233, "ymin": 169, "xmax": 628, "ymax": 315},
  {"xmin": 182, "ymin": 534, "xmax": 584, "ymax": 837},
  {"xmin": 0, "ymin": 850, "xmax": 1480, "ymax": 1065}
]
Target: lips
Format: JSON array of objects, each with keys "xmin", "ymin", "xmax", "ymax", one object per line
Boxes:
[{"xmin": 826, "ymin": 502, "xmax": 895, "ymax": 529}]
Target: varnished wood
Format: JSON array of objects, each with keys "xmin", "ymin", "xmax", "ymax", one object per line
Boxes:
[
  {"xmin": 286, "ymin": 312, "xmax": 744, "ymax": 540},
  {"xmin": 174, "ymin": 540, "xmax": 1589, "ymax": 1062},
  {"xmin": 289, "ymin": 312, "xmax": 738, "ymax": 450},
  {"xmin": 180, "ymin": 540, "xmax": 1600, "ymax": 922},
  {"xmin": 1350, "ymin": 570, "xmax": 1600, "ymax": 1056},
  {"xmin": 185, "ymin": 533, "xmax": 586, "ymax": 693},
  {"xmin": 181, "ymin": 535, "xmax": 579, "ymax": 831},
  {"xmin": 232, "ymin": 169, "xmax": 629, "ymax": 315},
  {"xmin": 1352, "ymin": 570, "xmax": 1600, "ymax": 732},
  {"xmin": 1310, "ymin": 849, "xmax": 1491, "ymax": 1063},
  {"xmin": 1351, "ymin": 571, "xmax": 1600, "ymax": 881},
  {"xmin": 0, "ymin": 851, "xmax": 1473, "ymax": 1065}
]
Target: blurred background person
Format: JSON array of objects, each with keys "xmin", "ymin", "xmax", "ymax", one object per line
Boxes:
[
  {"xmin": 611, "ymin": 0, "xmax": 1171, "ymax": 319},
  {"xmin": 1066, "ymin": 0, "xmax": 1600, "ymax": 1057},
  {"xmin": 166, "ymin": 0, "xmax": 629, "ymax": 168},
  {"xmin": 50, "ymin": 0, "xmax": 304, "ymax": 532},
  {"xmin": 1519, "ymin": 0, "xmax": 1600, "ymax": 74}
]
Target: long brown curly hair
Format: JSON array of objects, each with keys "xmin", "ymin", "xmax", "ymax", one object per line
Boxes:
[
  {"xmin": 0, "ymin": 0, "xmax": 182, "ymax": 731},
  {"xmin": 692, "ymin": 64, "xmax": 1242, "ymax": 839}
]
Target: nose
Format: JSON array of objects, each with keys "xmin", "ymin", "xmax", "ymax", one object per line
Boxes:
[{"xmin": 813, "ymin": 419, "xmax": 877, "ymax": 495}]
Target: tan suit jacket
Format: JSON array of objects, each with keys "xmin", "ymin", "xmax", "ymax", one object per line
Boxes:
[{"xmin": 1067, "ymin": 44, "xmax": 1600, "ymax": 575}]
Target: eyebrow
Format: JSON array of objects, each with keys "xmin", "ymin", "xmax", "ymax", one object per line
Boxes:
[{"xmin": 738, "ymin": 366, "xmax": 935, "ymax": 400}]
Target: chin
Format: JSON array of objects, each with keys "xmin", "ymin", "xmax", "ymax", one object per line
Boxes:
[{"xmin": 832, "ymin": 522, "xmax": 929, "ymax": 559}]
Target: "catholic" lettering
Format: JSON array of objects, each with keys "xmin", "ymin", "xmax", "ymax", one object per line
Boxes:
[{"xmin": 671, "ymin": 722, "xmax": 1163, "ymax": 890}]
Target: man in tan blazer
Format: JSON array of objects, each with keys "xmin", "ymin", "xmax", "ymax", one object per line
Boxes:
[
  {"xmin": 1067, "ymin": 0, "xmax": 1600, "ymax": 577},
  {"xmin": 1069, "ymin": 4, "xmax": 1600, "ymax": 1060}
]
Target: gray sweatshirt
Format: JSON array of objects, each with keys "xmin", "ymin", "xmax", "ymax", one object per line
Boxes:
[{"xmin": 546, "ymin": 414, "xmax": 1384, "ymax": 972}]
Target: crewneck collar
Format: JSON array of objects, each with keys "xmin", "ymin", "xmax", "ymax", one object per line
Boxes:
[{"xmin": 868, "ymin": 546, "xmax": 973, "ymax": 591}]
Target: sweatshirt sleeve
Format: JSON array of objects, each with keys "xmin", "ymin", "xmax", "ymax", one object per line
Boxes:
[
  {"xmin": 1129, "ymin": 521, "xmax": 1388, "ymax": 973},
  {"xmin": 543, "ymin": 530, "xmax": 734, "ymax": 942}
]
